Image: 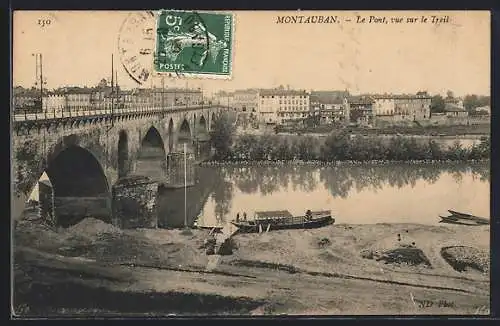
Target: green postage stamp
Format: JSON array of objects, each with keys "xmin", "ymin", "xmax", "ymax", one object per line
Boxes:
[{"xmin": 155, "ymin": 10, "xmax": 234, "ymax": 78}]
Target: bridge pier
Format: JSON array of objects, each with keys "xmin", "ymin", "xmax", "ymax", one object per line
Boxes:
[{"xmin": 112, "ymin": 176, "xmax": 159, "ymax": 229}]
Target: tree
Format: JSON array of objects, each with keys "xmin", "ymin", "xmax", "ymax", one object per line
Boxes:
[
  {"xmin": 463, "ymin": 94, "xmax": 490, "ymax": 112},
  {"xmin": 430, "ymin": 95, "xmax": 445, "ymax": 113},
  {"xmin": 349, "ymin": 109, "xmax": 364, "ymax": 123},
  {"xmin": 210, "ymin": 113, "xmax": 235, "ymax": 160}
]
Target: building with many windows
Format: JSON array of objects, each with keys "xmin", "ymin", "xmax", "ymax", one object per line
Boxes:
[
  {"xmin": 371, "ymin": 92, "xmax": 432, "ymax": 122},
  {"xmin": 59, "ymin": 87, "xmax": 93, "ymax": 109},
  {"xmin": 42, "ymin": 94, "xmax": 66, "ymax": 113},
  {"xmin": 257, "ymin": 89, "xmax": 310, "ymax": 125},
  {"xmin": 310, "ymin": 90, "xmax": 349, "ymax": 124},
  {"xmin": 233, "ymin": 89, "xmax": 259, "ymax": 113},
  {"xmin": 346, "ymin": 96, "xmax": 375, "ymax": 125}
]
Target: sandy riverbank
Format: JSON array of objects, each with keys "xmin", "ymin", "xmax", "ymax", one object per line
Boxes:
[{"xmin": 12, "ymin": 218, "xmax": 490, "ymax": 316}]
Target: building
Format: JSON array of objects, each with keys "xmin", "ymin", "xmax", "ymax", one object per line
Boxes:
[
  {"xmin": 474, "ymin": 105, "xmax": 490, "ymax": 115},
  {"xmin": 257, "ymin": 88, "xmax": 310, "ymax": 125},
  {"xmin": 371, "ymin": 93, "xmax": 432, "ymax": 121},
  {"xmin": 13, "ymin": 86, "xmax": 42, "ymax": 112},
  {"xmin": 444, "ymin": 102, "xmax": 469, "ymax": 118},
  {"xmin": 233, "ymin": 89, "xmax": 259, "ymax": 113},
  {"xmin": 59, "ymin": 87, "xmax": 93, "ymax": 110},
  {"xmin": 393, "ymin": 94, "xmax": 431, "ymax": 121},
  {"xmin": 42, "ymin": 93, "xmax": 66, "ymax": 112},
  {"xmin": 371, "ymin": 94, "xmax": 396, "ymax": 116},
  {"xmin": 214, "ymin": 91, "xmax": 235, "ymax": 108},
  {"xmin": 310, "ymin": 90, "xmax": 349, "ymax": 124},
  {"xmin": 346, "ymin": 96, "xmax": 374, "ymax": 125}
]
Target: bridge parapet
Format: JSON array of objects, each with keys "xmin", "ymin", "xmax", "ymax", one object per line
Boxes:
[{"xmin": 13, "ymin": 105, "xmax": 228, "ymax": 122}]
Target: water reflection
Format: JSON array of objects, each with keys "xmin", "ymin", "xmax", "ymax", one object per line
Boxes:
[
  {"xmin": 211, "ymin": 169, "xmax": 234, "ymax": 224},
  {"xmin": 197, "ymin": 163, "xmax": 489, "ymax": 227},
  {"xmin": 224, "ymin": 164, "xmax": 489, "ymax": 199}
]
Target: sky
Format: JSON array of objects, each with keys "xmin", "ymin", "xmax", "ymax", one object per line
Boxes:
[{"xmin": 13, "ymin": 10, "xmax": 490, "ymax": 97}]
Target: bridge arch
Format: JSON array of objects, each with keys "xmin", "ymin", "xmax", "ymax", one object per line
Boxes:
[
  {"xmin": 117, "ymin": 130, "xmax": 129, "ymax": 178},
  {"xmin": 35, "ymin": 145, "xmax": 110, "ymax": 227},
  {"xmin": 46, "ymin": 145, "xmax": 109, "ymax": 197},
  {"xmin": 135, "ymin": 126, "xmax": 167, "ymax": 182},
  {"xmin": 197, "ymin": 115, "xmax": 208, "ymax": 136},
  {"xmin": 210, "ymin": 112, "xmax": 216, "ymax": 131},
  {"xmin": 176, "ymin": 118, "xmax": 192, "ymax": 152}
]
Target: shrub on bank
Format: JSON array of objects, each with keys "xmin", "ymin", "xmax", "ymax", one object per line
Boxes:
[{"xmin": 222, "ymin": 132, "xmax": 490, "ymax": 162}]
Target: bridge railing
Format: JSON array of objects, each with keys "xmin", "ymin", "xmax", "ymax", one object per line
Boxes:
[{"xmin": 12, "ymin": 104, "xmax": 228, "ymax": 122}]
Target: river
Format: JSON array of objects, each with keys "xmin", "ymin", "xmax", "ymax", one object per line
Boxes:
[{"xmin": 173, "ymin": 163, "xmax": 490, "ymax": 228}]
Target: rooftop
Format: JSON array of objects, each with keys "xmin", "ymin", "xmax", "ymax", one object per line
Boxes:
[
  {"xmin": 370, "ymin": 93, "xmax": 432, "ymax": 100},
  {"xmin": 444, "ymin": 103, "xmax": 467, "ymax": 112},
  {"xmin": 348, "ymin": 96, "xmax": 375, "ymax": 105},
  {"xmin": 234, "ymin": 88, "xmax": 259, "ymax": 94},
  {"xmin": 259, "ymin": 89, "xmax": 309, "ymax": 96},
  {"xmin": 310, "ymin": 90, "xmax": 349, "ymax": 104}
]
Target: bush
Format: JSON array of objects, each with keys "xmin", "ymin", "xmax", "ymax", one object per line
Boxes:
[{"xmin": 222, "ymin": 134, "xmax": 490, "ymax": 162}]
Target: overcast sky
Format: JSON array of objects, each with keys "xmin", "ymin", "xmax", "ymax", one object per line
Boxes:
[{"xmin": 13, "ymin": 10, "xmax": 490, "ymax": 96}]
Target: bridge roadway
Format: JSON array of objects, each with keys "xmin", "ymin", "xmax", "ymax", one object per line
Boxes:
[
  {"xmin": 12, "ymin": 105, "xmax": 216, "ymax": 122},
  {"xmin": 11, "ymin": 104, "xmax": 228, "ymax": 226}
]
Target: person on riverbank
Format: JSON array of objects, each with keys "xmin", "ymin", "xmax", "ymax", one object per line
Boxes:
[
  {"xmin": 243, "ymin": 212, "xmax": 247, "ymax": 221},
  {"xmin": 236, "ymin": 213, "xmax": 240, "ymax": 222}
]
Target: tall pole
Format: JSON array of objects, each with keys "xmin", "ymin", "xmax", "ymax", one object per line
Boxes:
[
  {"xmin": 184, "ymin": 142, "xmax": 187, "ymax": 229},
  {"xmin": 161, "ymin": 75, "xmax": 165, "ymax": 109},
  {"xmin": 115, "ymin": 69, "xmax": 119, "ymax": 109},
  {"xmin": 39, "ymin": 54, "xmax": 43, "ymax": 112},
  {"xmin": 111, "ymin": 54, "xmax": 114, "ymax": 125},
  {"xmin": 34, "ymin": 53, "xmax": 39, "ymax": 84}
]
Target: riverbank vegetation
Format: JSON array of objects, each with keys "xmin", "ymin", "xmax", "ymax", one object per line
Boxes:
[
  {"xmin": 280, "ymin": 123, "xmax": 491, "ymax": 136},
  {"xmin": 211, "ymin": 126, "xmax": 490, "ymax": 162}
]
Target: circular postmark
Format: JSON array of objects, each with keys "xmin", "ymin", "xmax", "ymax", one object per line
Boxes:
[
  {"xmin": 117, "ymin": 11, "xmax": 157, "ymax": 84},
  {"xmin": 155, "ymin": 10, "xmax": 210, "ymax": 75}
]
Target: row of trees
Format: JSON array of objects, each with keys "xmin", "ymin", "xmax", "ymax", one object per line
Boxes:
[
  {"xmin": 210, "ymin": 115, "xmax": 490, "ymax": 162},
  {"xmin": 431, "ymin": 90, "xmax": 490, "ymax": 114},
  {"xmin": 226, "ymin": 133, "xmax": 489, "ymax": 162}
]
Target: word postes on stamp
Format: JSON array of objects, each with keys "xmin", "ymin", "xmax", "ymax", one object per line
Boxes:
[{"xmin": 155, "ymin": 10, "xmax": 233, "ymax": 78}]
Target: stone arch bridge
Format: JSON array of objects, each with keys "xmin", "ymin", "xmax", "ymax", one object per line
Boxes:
[{"xmin": 12, "ymin": 105, "xmax": 226, "ymax": 225}]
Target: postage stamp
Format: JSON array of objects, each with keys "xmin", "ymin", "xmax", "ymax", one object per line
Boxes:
[{"xmin": 154, "ymin": 10, "xmax": 234, "ymax": 78}]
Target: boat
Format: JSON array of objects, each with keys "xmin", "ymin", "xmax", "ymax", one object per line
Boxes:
[
  {"xmin": 193, "ymin": 220, "xmax": 224, "ymax": 232},
  {"xmin": 447, "ymin": 210, "xmax": 490, "ymax": 225},
  {"xmin": 439, "ymin": 215, "xmax": 484, "ymax": 226},
  {"xmin": 231, "ymin": 210, "xmax": 334, "ymax": 233},
  {"xmin": 439, "ymin": 210, "xmax": 490, "ymax": 226}
]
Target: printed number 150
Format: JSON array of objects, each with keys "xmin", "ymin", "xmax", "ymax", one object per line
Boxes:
[{"xmin": 38, "ymin": 19, "xmax": 51, "ymax": 27}]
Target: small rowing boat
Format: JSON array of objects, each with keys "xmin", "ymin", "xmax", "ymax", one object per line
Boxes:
[
  {"xmin": 439, "ymin": 210, "xmax": 490, "ymax": 226},
  {"xmin": 231, "ymin": 210, "xmax": 335, "ymax": 233}
]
